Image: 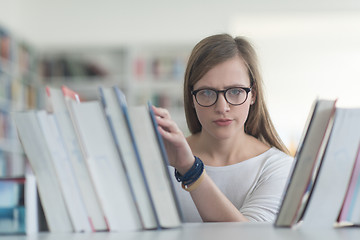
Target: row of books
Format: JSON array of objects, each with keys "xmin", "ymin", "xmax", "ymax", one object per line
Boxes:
[
  {"xmin": 39, "ymin": 58, "xmax": 109, "ymax": 80},
  {"xmin": 12, "ymin": 85, "xmax": 182, "ymax": 233},
  {"xmin": 0, "ymin": 26, "xmax": 36, "ymax": 75},
  {"xmin": 10, "ymin": 86, "xmax": 360, "ymax": 233},
  {"xmin": 274, "ymin": 99, "xmax": 360, "ymax": 228},
  {"xmin": 133, "ymin": 56, "xmax": 186, "ymax": 81},
  {"xmin": 0, "ymin": 27, "xmax": 11, "ymax": 62},
  {"xmin": 38, "ymin": 55, "xmax": 186, "ymax": 82},
  {"xmin": 0, "ymin": 24, "xmax": 41, "ymax": 180}
]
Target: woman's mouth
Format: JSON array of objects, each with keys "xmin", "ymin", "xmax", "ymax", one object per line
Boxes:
[{"xmin": 214, "ymin": 119, "xmax": 232, "ymax": 126}]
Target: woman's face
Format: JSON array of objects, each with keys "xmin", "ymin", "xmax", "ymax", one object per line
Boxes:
[{"xmin": 192, "ymin": 56, "xmax": 254, "ymax": 140}]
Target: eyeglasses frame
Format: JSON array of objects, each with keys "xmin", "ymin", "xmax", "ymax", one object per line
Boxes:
[{"xmin": 191, "ymin": 86, "xmax": 252, "ymax": 107}]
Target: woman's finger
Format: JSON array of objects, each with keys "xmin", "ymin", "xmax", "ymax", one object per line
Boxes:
[
  {"xmin": 156, "ymin": 116, "xmax": 180, "ymax": 134},
  {"xmin": 152, "ymin": 106, "xmax": 171, "ymax": 119}
]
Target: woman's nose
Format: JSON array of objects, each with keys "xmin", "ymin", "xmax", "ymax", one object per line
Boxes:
[{"xmin": 214, "ymin": 93, "xmax": 230, "ymax": 113}]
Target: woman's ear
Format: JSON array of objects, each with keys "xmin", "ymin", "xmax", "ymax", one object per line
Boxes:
[
  {"xmin": 191, "ymin": 96, "xmax": 195, "ymax": 108},
  {"xmin": 250, "ymin": 91, "xmax": 256, "ymax": 105}
]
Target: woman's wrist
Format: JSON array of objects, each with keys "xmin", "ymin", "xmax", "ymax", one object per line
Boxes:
[
  {"xmin": 174, "ymin": 156, "xmax": 205, "ymax": 191},
  {"xmin": 182, "ymin": 169, "xmax": 206, "ymax": 192},
  {"xmin": 174, "ymin": 155, "xmax": 196, "ymax": 175}
]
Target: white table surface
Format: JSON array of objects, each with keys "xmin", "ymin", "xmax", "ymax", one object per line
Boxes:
[{"xmin": 2, "ymin": 222, "xmax": 360, "ymax": 240}]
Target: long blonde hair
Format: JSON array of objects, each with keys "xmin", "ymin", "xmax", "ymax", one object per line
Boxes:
[{"xmin": 183, "ymin": 34, "xmax": 289, "ymax": 154}]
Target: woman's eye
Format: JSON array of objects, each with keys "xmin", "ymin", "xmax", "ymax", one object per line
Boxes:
[
  {"xmin": 200, "ymin": 90, "xmax": 215, "ymax": 97},
  {"xmin": 228, "ymin": 88, "xmax": 242, "ymax": 95}
]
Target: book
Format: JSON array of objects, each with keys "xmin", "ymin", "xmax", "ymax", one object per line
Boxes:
[
  {"xmin": 336, "ymin": 121, "xmax": 360, "ymax": 226},
  {"xmin": 24, "ymin": 171, "xmax": 38, "ymax": 235},
  {"xmin": 99, "ymin": 87, "xmax": 158, "ymax": 230},
  {"xmin": 46, "ymin": 86, "xmax": 108, "ymax": 231},
  {"xmin": 0, "ymin": 173, "xmax": 37, "ymax": 235},
  {"xmin": 68, "ymin": 100, "xmax": 142, "ymax": 232},
  {"xmin": 275, "ymin": 99, "xmax": 337, "ymax": 227},
  {"xmin": 127, "ymin": 101, "xmax": 182, "ymax": 229},
  {"xmin": 36, "ymin": 110, "xmax": 92, "ymax": 232},
  {"xmin": 13, "ymin": 111, "xmax": 73, "ymax": 233},
  {"xmin": 299, "ymin": 107, "xmax": 360, "ymax": 228}
]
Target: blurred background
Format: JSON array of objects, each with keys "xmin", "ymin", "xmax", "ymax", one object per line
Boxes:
[{"xmin": 1, "ymin": 0, "xmax": 360, "ymax": 176}]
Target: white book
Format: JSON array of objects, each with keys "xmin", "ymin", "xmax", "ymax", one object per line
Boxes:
[
  {"xmin": 13, "ymin": 111, "xmax": 73, "ymax": 233},
  {"xmin": 25, "ymin": 171, "xmax": 38, "ymax": 235},
  {"xmin": 338, "ymin": 144, "xmax": 360, "ymax": 226},
  {"xmin": 128, "ymin": 103, "xmax": 182, "ymax": 229},
  {"xmin": 68, "ymin": 100, "xmax": 142, "ymax": 232},
  {"xmin": 301, "ymin": 107, "xmax": 360, "ymax": 228},
  {"xmin": 275, "ymin": 99, "xmax": 337, "ymax": 227},
  {"xmin": 36, "ymin": 110, "xmax": 92, "ymax": 232},
  {"xmin": 46, "ymin": 87, "xmax": 107, "ymax": 231},
  {"xmin": 99, "ymin": 87, "xmax": 158, "ymax": 230}
]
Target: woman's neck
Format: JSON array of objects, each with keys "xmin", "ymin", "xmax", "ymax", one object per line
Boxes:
[
  {"xmin": 188, "ymin": 130, "xmax": 248, "ymax": 166},
  {"xmin": 187, "ymin": 130, "xmax": 270, "ymax": 167}
]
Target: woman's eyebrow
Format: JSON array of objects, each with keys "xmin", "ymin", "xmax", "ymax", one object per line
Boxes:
[{"xmin": 195, "ymin": 84, "xmax": 249, "ymax": 90}]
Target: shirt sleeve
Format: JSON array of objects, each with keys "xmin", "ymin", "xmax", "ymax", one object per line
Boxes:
[{"xmin": 240, "ymin": 153, "xmax": 293, "ymax": 222}]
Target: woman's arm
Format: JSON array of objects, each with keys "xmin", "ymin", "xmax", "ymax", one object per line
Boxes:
[
  {"xmin": 189, "ymin": 171, "xmax": 249, "ymax": 222},
  {"xmin": 152, "ymin": 106, "xmax": 248, "ymax": 222},
  {"xmin": 240, "ymin": 154, "xmax": 293, "ymax": 222}
]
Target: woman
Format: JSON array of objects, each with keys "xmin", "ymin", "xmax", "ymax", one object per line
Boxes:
[{"xmin": 153, "ymin": 33, "xmax": 293, "ymax": 222}]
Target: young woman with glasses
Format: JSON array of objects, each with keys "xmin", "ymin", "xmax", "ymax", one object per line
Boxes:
[{"xmin": 152, "ymin": 34, "xmax": 293, "ymax": 222}]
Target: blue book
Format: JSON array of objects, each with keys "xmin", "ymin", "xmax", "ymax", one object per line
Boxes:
[
  {"xmin": 99, "ymin": 87, "xmax": 158, "ymax": 230},
  {"xmin": 112, "ymin": 86, "xmax": 182, "ymax": 229},
  {"xmin": 147, "ymin": 101, "xmax": 183, "ymax": 222},
  {"xmin": 0, "ymin": 174, "xmax": 38, "ymax": 235},
  {"xmin": 0, "ymin": 177, "xmax": 26, "ymax": 235}
]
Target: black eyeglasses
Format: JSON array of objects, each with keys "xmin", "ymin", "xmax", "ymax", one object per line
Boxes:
[{"xmin": 191, "ymin": 87, "xmax": 252, "ymax": 107}]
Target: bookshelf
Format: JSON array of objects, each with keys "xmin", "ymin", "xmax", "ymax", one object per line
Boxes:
[
  {"xmin": 37, "ymin": 47, "xmax": 128, "ymax": 100},
  {"xmin": 0, "ymin": 25, "xmax": 42, "ymax": 177},
  {"xmin": 38, "ymin": 44, "xmax": 191, "ymax": 133},
  {"xmin": 1, "ymin": 23, "xmax": 192, "ymax": 176},
  {"xmin": 126, "ymin": 45, "xmax": 190, "ymax": 134}
]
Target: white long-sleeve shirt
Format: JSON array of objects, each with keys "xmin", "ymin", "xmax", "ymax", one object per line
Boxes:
[{"xmin": 170, "ymin": 147, "xmax": 293, "ymax": 222}]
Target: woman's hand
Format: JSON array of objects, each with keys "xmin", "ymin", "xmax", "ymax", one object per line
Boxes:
[
  {"xmin": 152, "ymin": 106, "xmax": 248, "ymax": 222},
  {"xmin": 152, "ymin": 106, "xmax": 195, "ymax": 174}
]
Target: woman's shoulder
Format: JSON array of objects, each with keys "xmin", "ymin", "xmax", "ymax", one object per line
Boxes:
[
  {"xmin": 247, "ymin": 136, "xmax": 293, "ymax": 164},
  {"xmin": 265, "ymin": 147, "xmax": 293, "ymax": 159},
  {"xmin": 259, "ymin": 147, "xmax": 294, "ymax": 176},
  {"xmin": 260, "ymin": 147, "xmax": 294, "ymax": 164}
]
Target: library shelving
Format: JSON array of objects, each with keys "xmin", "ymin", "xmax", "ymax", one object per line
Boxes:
[
  {"xmin": 0, "ymin": 25, "xmax": 42, "ymax": 177},
  {"xmin": 37, "ymin": 44, "xmax": 191, "ymax": 133}
]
